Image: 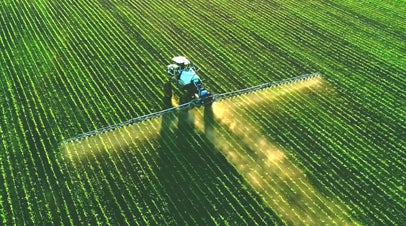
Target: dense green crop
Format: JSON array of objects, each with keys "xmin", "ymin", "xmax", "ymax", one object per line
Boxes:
[{"xmin": 1, "ymin": 0, "xmax": 404, "ymax": 225}]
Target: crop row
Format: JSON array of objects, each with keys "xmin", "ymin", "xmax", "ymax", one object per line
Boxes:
[
  {"xmin": 226, "ymin": 0, "xmax": 404, "ymax": 107},
  {"xmin": 223, "ymin": 2, "xmax": 404, "ymax": 222},
  {"xmin": 283, "ymin": 0, "xmax": 405, "ymax": 67},
  {"xmin": 2, "ymin": 0, "xmax": 113, "ymax": 224},
  {"xmin": 42, "ymin": 2, "xmax": 342, "ymax": 224},
  {"xmin": 11, "ymin": 0, "xmax": 272, "ymax": 221},
  {"xmin": 18, "ymin": 1, "xmax": 196, "ymax": 220},
  {"xmin": 265, "ymin": 78, "xmax": 400, "ymax": 220},
  {"xmin": 2, "ymin": 0, "xmax": 105, "ymax": 224},
  {"xmin": 1, "ymin": 0, "xmax": 404, "ymax": 224},
  {"xmin": 204, "ymin": 79, "xmax": 359, "ymax": 225},
  {"xmin": 235, "ymin": 78, "xmax": 403, "ymax": 224},
  {"xmin": 61, "ymin": 109, "xmax": 279, "ymax": 224}
]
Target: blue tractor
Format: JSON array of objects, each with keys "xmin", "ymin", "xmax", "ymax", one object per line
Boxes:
[{"xmin": 165, "ymin": 56, "xmax": 213, "ymax": 106}]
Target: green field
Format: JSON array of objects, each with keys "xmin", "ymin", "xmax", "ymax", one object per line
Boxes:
[{"xmin": 1, "ymin": 0, "xmax": 405, "ymax": 225}]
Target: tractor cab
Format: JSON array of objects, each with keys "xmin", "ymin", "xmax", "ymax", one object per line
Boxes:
[{"xmin": 167, "ymin": 56, "xmax": 196, "ymax": 88}]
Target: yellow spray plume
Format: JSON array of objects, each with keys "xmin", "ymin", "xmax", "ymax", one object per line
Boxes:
[{"xmin": 191, "ymin": 77, "xmax": 356, "ymax": 225}]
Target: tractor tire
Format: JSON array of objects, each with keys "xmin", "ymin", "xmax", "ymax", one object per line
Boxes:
[{"xmin": 164, "ymin": 81, "xmax": 172, "ymax": 98}]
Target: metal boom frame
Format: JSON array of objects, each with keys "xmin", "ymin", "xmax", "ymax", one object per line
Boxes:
[{"xmin": 60, "ymin": 72, "xmax": 321, "ymax": 145}]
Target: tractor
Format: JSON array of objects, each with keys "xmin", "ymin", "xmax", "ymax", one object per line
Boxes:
[{"xmin": 165, "ymin": 56, "xmax": 213, "ymax": 106}]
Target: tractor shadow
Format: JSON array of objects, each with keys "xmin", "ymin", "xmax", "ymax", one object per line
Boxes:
[{"xmin": 156, "ymin": 94, "xmax": 280, "ymax": 224}]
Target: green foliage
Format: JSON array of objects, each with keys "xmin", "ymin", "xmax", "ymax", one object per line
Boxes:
[{"xmin": 0, "ymin": 0, "xmax": 404, "ymax": 225}]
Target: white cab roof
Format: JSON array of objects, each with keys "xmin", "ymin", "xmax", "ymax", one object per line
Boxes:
[{"xmin": 172, "ymin": 56, "xmax": 190, "ymax": 65}]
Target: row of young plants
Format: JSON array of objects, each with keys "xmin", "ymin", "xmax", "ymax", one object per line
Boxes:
[
  {"xmin": 39, "ymin": 5, "xmax": 183, "ymax": 223},
  {"xmin": 46, "ymin": 0, "xmax": 272, "ymax": 222},
  {"xmin": 45, "ymin": 6, "xmax": 180, "ymax": 215},
  {"xmin": 43, "ymin": 1, "xmax": 330, "ymax": 223},
  {"xmin": 1, "ymin": 0, "xmax": 404, "ymax": 224},
  {"xmin": 228, "ymin": 0, "xmax": 404, "ymax": 111},
  {"xmin": 3, "ymin": 0, "xmax": 120, "ymax": 223},
  {"xmin": 125, "ymin": 0, "xmax": 314, "ymax": 90},
  {"xmin": 283, "ymin": 0, "xmax": 405, "ymax": 67},
  {"xmin": 213, "ymin": 81, "xmax": 359, "ymax": 224},
  {"xmin": 156, "ymin": 117, "xmax": 258, "ymax": 224},
  {"xmin": 236, "ymin": 0, "xmax": 401, "ymax": 219},
  {"xmin": 206, "ymin": 0, "xmax": 404, "ymax": 223},
  {"xmin": 284, "ymin": 0, "xmax": 405, "ymax": 204},
  {"xmin": 233, "ymin": 81, "xmax": 376, "ymax": 224},
  {"xmin": 275, "ymin": 86, "xmax": 396, "ymax": 224},
  {"xmin": 61, "ymin": 104, "xmax": 280, "ymax": 225},
  {"xmin": 1, "ymin": 3, "xmax": 55, "ymax": 223},
  {"xmin": 0, "ymin": 0, "xmax": 137, "ymax": 224},
  {"xmin": 257, "ymin": 76, "xmax": 402, "ymax": 224},
  {"xmin": 214, "ymin": 1, "xmax": 404, "ymax": 215}
]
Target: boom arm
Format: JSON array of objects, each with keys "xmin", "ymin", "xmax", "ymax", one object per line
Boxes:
[{"xmin": 60, "ymin": 73, "xmax": 321, "ymax": 145}]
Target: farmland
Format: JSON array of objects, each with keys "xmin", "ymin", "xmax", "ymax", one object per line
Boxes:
[{"xmin": 1, "ymin": 0, "xmax": 405, "ymax": 225}]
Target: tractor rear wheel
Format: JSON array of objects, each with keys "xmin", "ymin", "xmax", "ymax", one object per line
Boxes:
[{"xmin": 164, "ymin": 81, "xmax": 172, "ymax": 98}]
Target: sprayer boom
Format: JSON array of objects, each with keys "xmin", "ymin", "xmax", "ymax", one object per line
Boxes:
[{"xmin": 60, "ymin": 73, "xmax": 321, "ymax": 145}]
